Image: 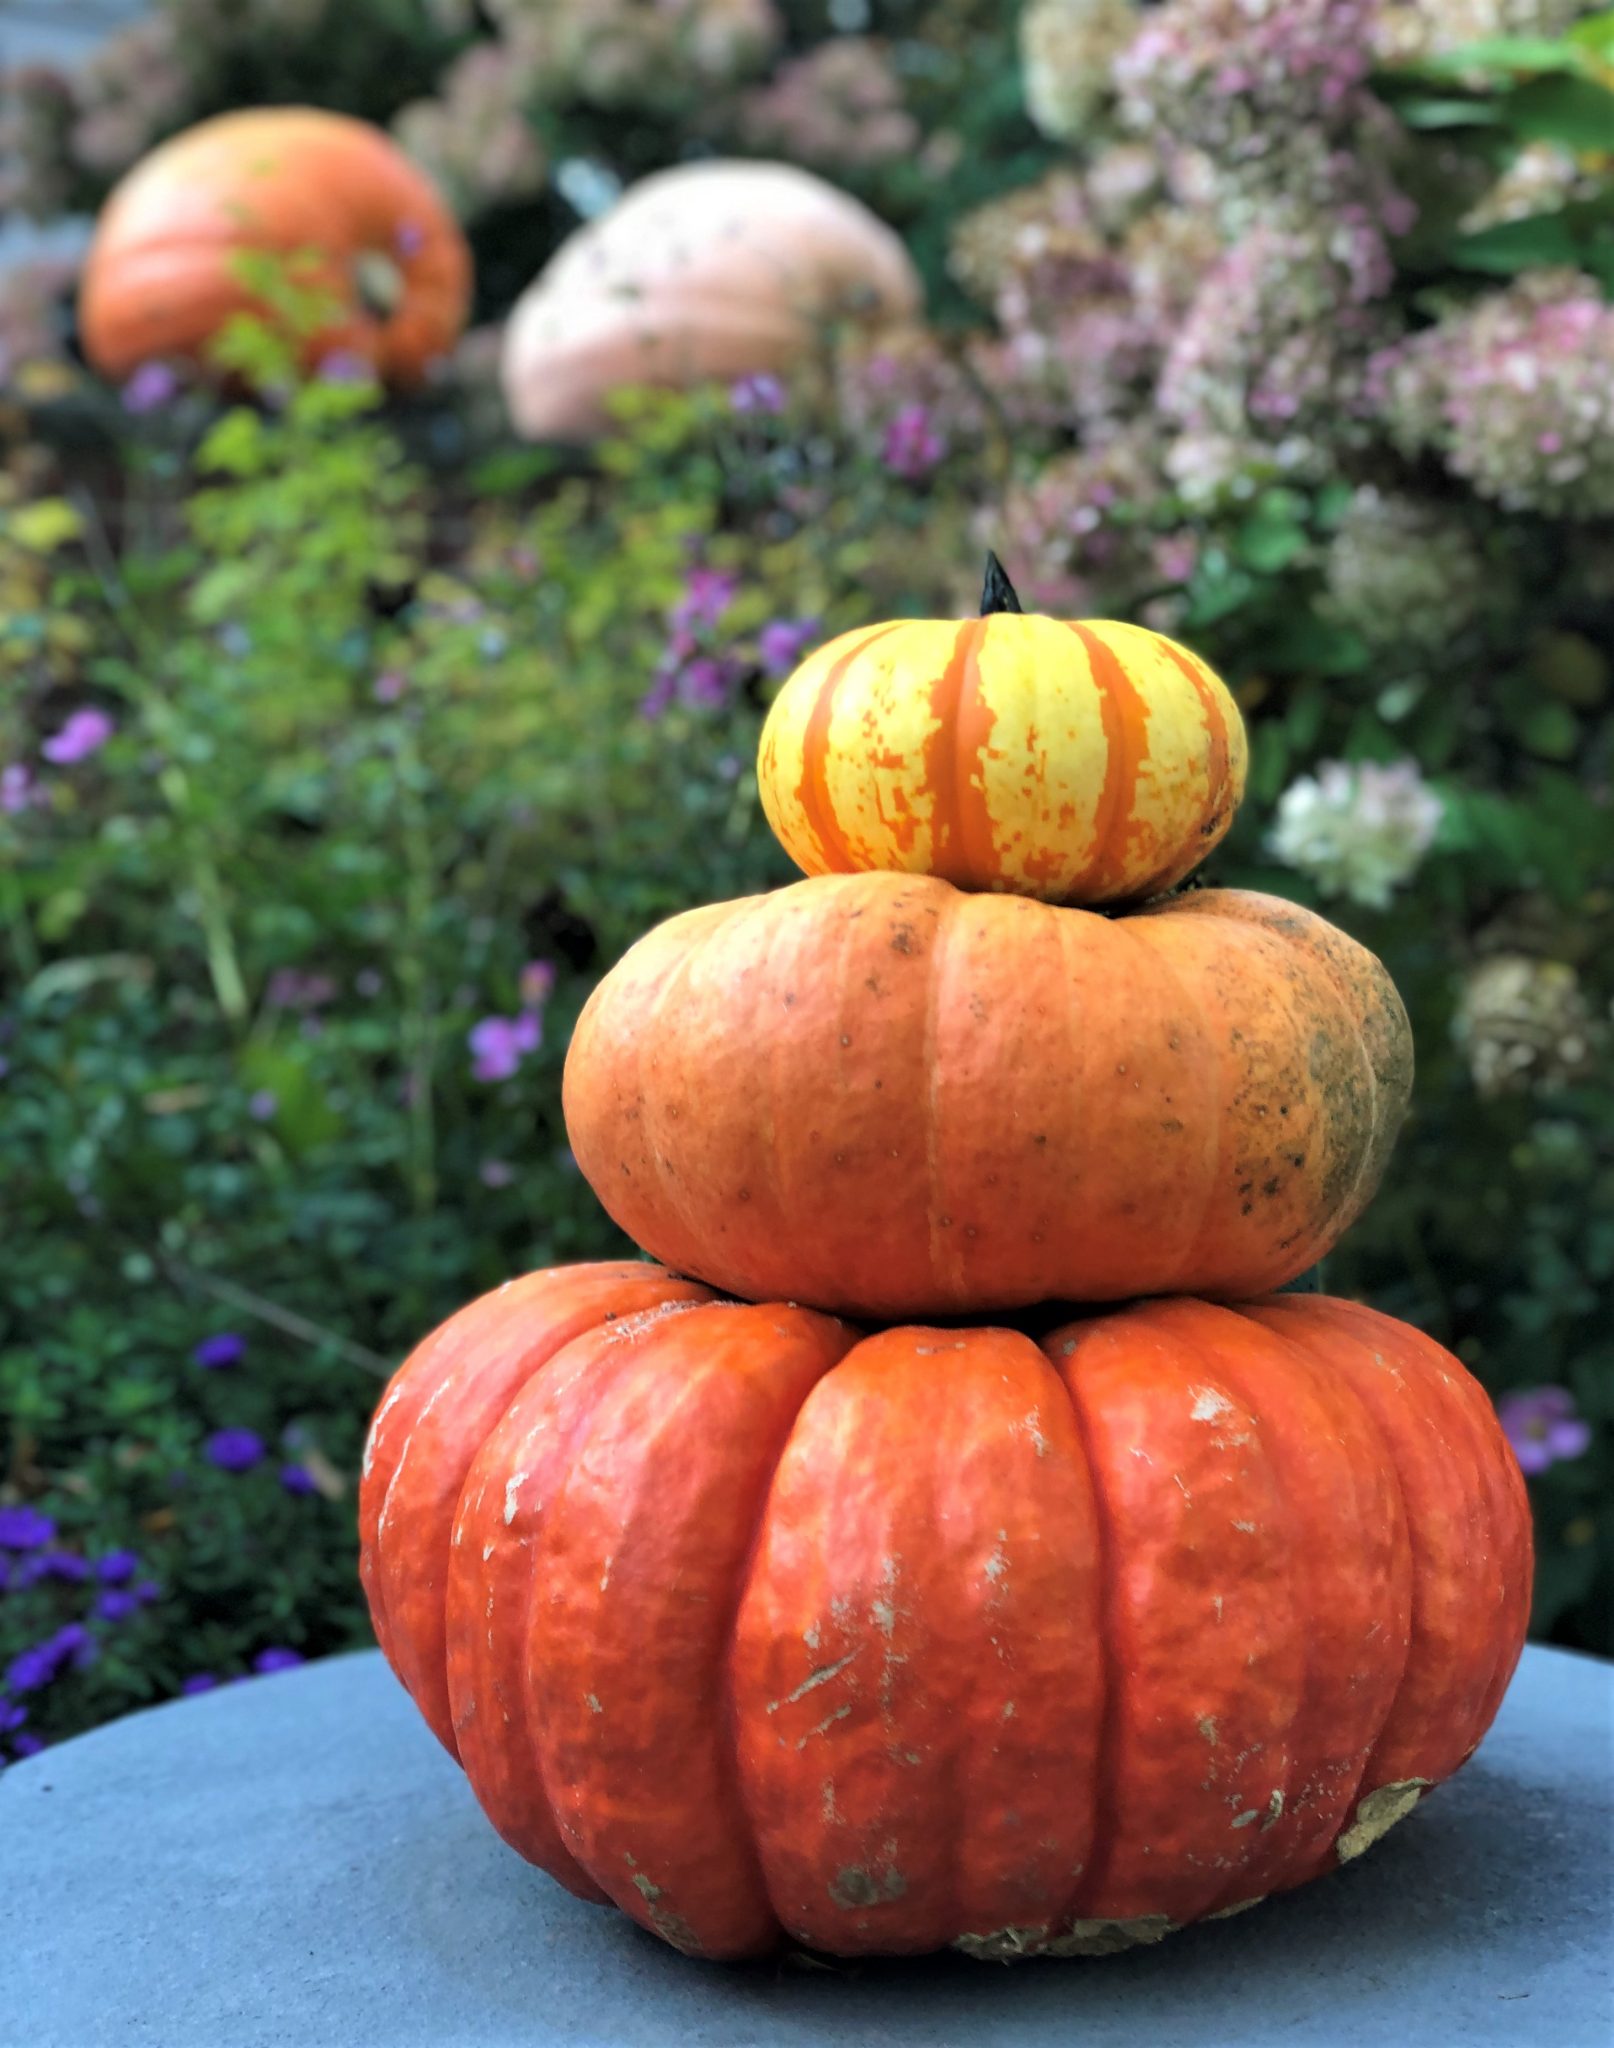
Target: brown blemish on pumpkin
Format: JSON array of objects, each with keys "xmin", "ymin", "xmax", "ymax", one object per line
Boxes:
[
  {"xmin": 1335, "ymin": 1778, "xmax": 1429, "ymax": 1862},
  {"xmin": 829, "ymin": 1865, "xmax": 907, "ymax": 1911}
]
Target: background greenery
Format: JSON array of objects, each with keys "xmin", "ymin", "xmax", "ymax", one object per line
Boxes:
[{"xmin": 2, "ymin": 0, "xmax": 1611, "ymax": 1759}]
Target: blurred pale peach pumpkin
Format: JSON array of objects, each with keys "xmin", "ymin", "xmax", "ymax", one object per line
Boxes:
[{"xmin": 499, "ymin": 159, "xmax": 922, "ymax": 440}]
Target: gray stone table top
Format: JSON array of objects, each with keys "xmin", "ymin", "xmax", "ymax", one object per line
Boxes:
[{"xmin": 2, "ymin": 1645, "xmax": 1611, "ymax": 2048}]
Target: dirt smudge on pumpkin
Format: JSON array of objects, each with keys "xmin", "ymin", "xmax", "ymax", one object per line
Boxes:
[{"xmin": 828, "ymin": 1864, "xmax": 907, "ymax": 1911}]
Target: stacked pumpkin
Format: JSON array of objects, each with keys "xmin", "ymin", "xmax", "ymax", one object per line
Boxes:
[{"xmin": 361, "ymin": 559, "xmax": 1531, "ymax": 1965}]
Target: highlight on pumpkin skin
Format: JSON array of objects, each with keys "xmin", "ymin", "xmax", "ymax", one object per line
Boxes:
[{"xmin": 756, "ymin": 553, "xmax": 1248, "ymax": 907}]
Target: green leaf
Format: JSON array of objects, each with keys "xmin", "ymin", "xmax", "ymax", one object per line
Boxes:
[
  {"xmin": 1393, "ymin": 94, "xmax": 1508, "ymax": 130},
  {"xmin": 8, "ymin": 496, "xmax": 84, "ymax": 552},
  {"xmin": 1567, "ymin": 9, "xmax": 1614, "ymax": 60},
  {"xmin": 1517, "ymin": 701, "xmax": 1581, "ymax": 760},
  {"xmin": 1450, "ymin": 209, "xmax": 1584, "ymax": 274},
  {"xmin": 236, "ymin": 1044, "xmax": 341, "ymax": 1154},
  {"xmin": 1500, "ymin": 72, "xmax": 1614, "ymax": 150},
  {"xmin": 1421, "ymin": 35, "xmax": 1585, "ymax": 75}
]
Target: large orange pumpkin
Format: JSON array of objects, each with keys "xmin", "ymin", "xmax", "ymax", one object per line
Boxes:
[
  {"xmin": 562, "ymin": 873, "xmax": 1413, "ymax": 1317},
  {"xmin": 359, "ymin": 1262, "xmax": 1531, "ymax": 1962},
  {"xmin": 759, "ymin": 556, "xmax": 1249, "ymax": 905},
  {"xmin": 500, "ymin": 159, "xmax": 922, "ymax": 441},
  {"xmin": 80, "ymin": 108, "xmax": 471, "ymax": 386}
]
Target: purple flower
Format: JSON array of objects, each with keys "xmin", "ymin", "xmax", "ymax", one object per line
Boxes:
[
  {"xmin": 134, "ymin": 1579, "xmax": 159, "ymax": 1604},
  {"xmin": 51, "ymin": 1622, "xmax": 96, "ymax": 1672},
  {"xmin": 193, "ymin": 1332, "xmax": 246, "ymax": 1371},
  {"xmin": 478, "ymin": 1159, "xmax": 515, "ymax": 1189},
  {"xmin": 94, "ymin": 1589, "xmax": 140, "ymax": 1623},
  {"xmin": 731, "ymin": 372, "xmax": 786, "ymax": 416},
  {"xmin": 247, "ymin": 1089, "xmax": 278, "ymax": 1121},
  {"xmin": 252, "ymin": 1647, "xmax": 305, "ymax": 1675},
  {"xmin": 518, "ymin": 960, "xmax": 556, "ymax": 1009},
  {"xmin": 122, "ymin": 361, "xmax": 179, "ymax": 415},
  {"xmin": 265, "ymin": 970, "xmax": 336, "ymax": 1012},
  {"xmin": 95, "ymin": 1550, "xmax": 139, "ymax": 1584},
  {"xmin": 1499, "ymin": 1387, "xmax": 1592, "ymax": 1477},
  {"xmin": 1, "ymin": 763, "xmax": 35, "ymax": 814},
  {"xmin": 0, "ymin": 1701, "xmax": 26, "ymax": 1736},
  {"xmin": 10, "ymin": 1732, "xmax": 45, "ymax": 1759},
  {"xmin": 0, "ymin": 1505, "xmax": 56, "ymax": 1551},
  {"xmin": 672, "ymin": 567, "xmax": 739, "ymax": 633},
  {"xmin": 677, "ymin": 655, "xmax": 738, "ymax": 711},
  {"xmin": 468, "ymin": 1010, "xmax": 542, "ymax": 1083},
  {"xmin": 9, "ymin": 1623, "xmax": 97, "ymax": 1692},
  {"xmin": 639, "ymin": 672, "xmax": 677, "ymax": 721},
  {"xmin": 5, "ymin": 1647, "xmax": 55, "ymax": 1694},
  {"xmin": 758, "ymin": 617, "xmax": 820, "ymax": 680},
  {"xmin": 205, "ymin": 1428, "xmax": 265, "ymax": 1474},
  {"xmin": 373, "ymin": 670, "xmax": 406, "ymax": 704},
  {"xmin": 317, "ymin": 348, "xmax": 373, "ymax": 386},
  {"xmin": 35, "ymin": 1553, "xmax": 89, "ymax": 1584},
  {"xmin": 180, "ymin": 1674, "xmax": 220, "ymax": 1696},
  {"xmin": 40, "ymin": 708, "xmax": 114, "ymax": 765},
  {"xmin": 881, "ymin": 403, "xmax": 946, "ymax": 481},
  {"xmin": 279, "ymin": 1464, "xmax": 318, "ymax": 1497}
]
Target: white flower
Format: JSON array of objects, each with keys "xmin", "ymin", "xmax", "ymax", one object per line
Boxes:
[
  {"xmin": 1020, "ymin": 0, "xmax": 1139, "ymax": 142},
  {"xmin": 1268, "ymin": 758, "xmax": 1444, "ymax": 908}
]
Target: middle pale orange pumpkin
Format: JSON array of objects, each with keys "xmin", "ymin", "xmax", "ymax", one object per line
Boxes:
[{"xmin": 562, "ymin": 871, "xmax": 1413, "ymax": 1318}]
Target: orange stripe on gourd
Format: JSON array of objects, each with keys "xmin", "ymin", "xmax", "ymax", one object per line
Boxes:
[
  {"xmin": 792, "ymin": 624, "xmax": 905, "ymax": 875},
  {"xmin": 1068, "ymin": 622, "xmax": 1154, "ymax": 899},
  {"xmin": 922, "ymin": 619, "xmax": 1003, "ymax": 886},
  {"xmin": 1156, "ymin": 636, "xmax": 1239, "ymax": 855}
]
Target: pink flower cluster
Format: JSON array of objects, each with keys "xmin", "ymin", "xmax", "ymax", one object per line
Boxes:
[
  {"xmin": 1116, "ymin": 0, "xmax": 1376, "ymax": 164},
  {"xmin": 1374, "ymin": 272, "xmax": 1614, "ymax": 519},
  {"xmin": 741, "ymin": 38, "xmax": 918, "ymax": 168}
]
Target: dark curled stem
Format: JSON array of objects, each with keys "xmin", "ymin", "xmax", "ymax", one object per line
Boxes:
[{"xmin": 980, "ymin": 551, "xmax": 1024, "ymax": 616}]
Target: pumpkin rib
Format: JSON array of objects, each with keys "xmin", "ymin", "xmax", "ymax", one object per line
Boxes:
[
  {"xmin": 730, "ymin": 1327, "xmax": 1106, "ymax": 1956},
  {"xmin": 444, "ymin": 1311, "xmax": 679, "ymax": 1900},
  {"xmin": 1038, "ymin": 1324, "xmax": 1122, "ymax": 1938},
  {"xmin": 1112, "ymin": 909, "xmax": 1227, "ymax": 1293},
  {"xmin": 1241, "ymin": 1299, "xmax": 1527, "ymax": 1850},
  {"xmin": 1234, "ymin": 1300, "xmax": 1417, "ymax": 1894},
  {"xmin": 715, "ymin": 1341, "xmax": 843, "ymax": 1947},
  {"xmin": 447, "ymin": 1302, "xmax": 720, "ymax": 1889},
  {"xmin": 362, "ymin": 1264, "xmax": 709, "ymax": 1757},
  {"xmin": 1152, "ymin": 1300, "xmax": 1414, "ymax": 1909},
  {"xmin": 530, "ymin": 1302, "xmax": 853, "ymax": 1957},
  {"xmin": 1139, "ymin": 1304, "xmax": 1313, "ymax": 1917},
  {"xmin": 1292, "ymin": 1301, "xmax": 1533, "ymax": 1754},
  {"xmin": 1045, "ymin": 1310, "xmax": 1306, "ymax": 1928}
]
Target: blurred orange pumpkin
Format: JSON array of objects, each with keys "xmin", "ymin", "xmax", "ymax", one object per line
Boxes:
[
  {"xmin": 80, "ymin": 108, "xmax": 471, "ymax": 387},
  {"xmin": 500, "ymin": 159, "xmax": 922, "ymax": 440}
]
